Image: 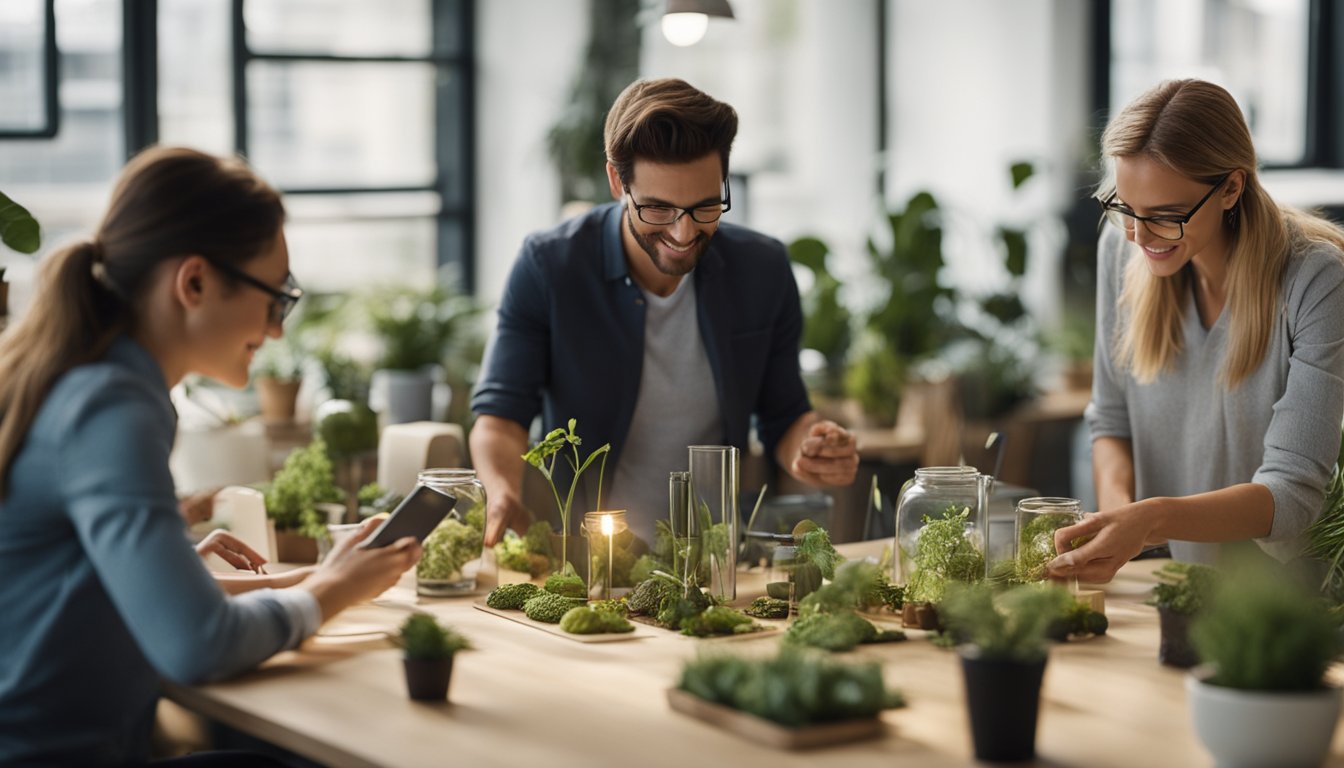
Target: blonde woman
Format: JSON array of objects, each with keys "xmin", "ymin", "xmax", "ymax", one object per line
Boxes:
[
  {"xmin": 0, "ymin": 147, "xmax": 421, "ymax": 766},
  {"xmin": 1049, "ymin": 79, "xmax": 1344, "ymax": 583}
]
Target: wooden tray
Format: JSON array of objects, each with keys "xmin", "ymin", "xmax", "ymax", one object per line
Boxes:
[
  {"xmin": 472, "ymin": 600, "xmax": 650, "ymax": 643},
  {"xmin": 628, "ymin": 613, "xmax": 782, "ymax": 642},
  {"xmin": 665, "ymin": 688, "xmax": 886, "ymax": 749}
]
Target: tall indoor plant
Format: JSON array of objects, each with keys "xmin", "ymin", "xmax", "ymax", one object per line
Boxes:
[{"xmin": 522, "ymin": 418, "xmax": 609, "ymax": 579}]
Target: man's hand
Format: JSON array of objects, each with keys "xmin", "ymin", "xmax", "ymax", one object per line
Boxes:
[
  {"xmin": 789, "ymin": 420, "xmax": 859, "ymax": 486},
  {"xmin": 484, "ymin": 489, "xmax": 531, "ymax": 547}
]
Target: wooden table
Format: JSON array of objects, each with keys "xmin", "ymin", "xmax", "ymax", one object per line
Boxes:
[{"xmin": 163, "ymin": 543, "xmax": 1344, "ymax": 768}]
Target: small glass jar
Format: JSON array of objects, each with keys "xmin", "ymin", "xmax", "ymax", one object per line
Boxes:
[
  {"xmin": 1014, "ymin": 497, "xmax": 1082, "ymax": 582},
  {"xmin": 584, "ymin": 510, "xmax": 634, "ymax": 600},
  {"xmin": 894, "ymin": 466, "xmax": 989, "ymax": 602},
  {"xmin": 767, "ymin": 544, "xmax": 800, "ymax": 619},
  {"xmin": 415, "ymin": 468, "xmax": 487, "ymax": 597}
]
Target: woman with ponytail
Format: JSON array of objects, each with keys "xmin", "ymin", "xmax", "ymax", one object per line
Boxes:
[
  {"xmin": 0, "ymin": 147, "xmax": 422, "ymax": 766},
  {"xmin": 1048, "ymin": 80, "xmax": 1344, "ymax": 583}
]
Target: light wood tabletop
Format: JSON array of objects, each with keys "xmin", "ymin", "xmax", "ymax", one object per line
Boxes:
[{"xmin": 162, "ymin": 542, "xmax": 1344, "ymax": 768}]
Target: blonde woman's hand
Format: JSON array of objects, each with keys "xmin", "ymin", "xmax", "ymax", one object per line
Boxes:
[{"xmin": 1047, "ymin": 501, "xmax": 1163, "ymax": 583}]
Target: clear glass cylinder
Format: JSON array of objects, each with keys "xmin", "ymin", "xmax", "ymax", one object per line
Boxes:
[
  {"xmin": 768, "ymin": 544, "xmax": 799, "ymax": 619},
  {"xmin": 415, "ymin": 468, "xmax": 487, "ymax": 597},
  {"xmin": 584, "ymin": 510, "xmax": 634, "ymax": 599},
  {"xmin": 1014, "ymin": 496, "xmax": 1082, "ymax": 582},
  {"xmin": 893, "ymin": 466, "xmax": 988, "ymax": 603},
  {"xmin": 688, "ymin": 445, "xmax": 738, "ymax": 602},
  {"xmin": 667, "ymin": 470, "xmax": 700, "ymax": 586}
]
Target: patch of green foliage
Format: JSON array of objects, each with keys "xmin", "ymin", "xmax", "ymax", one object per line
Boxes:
[
  {"xmin": 906, "ymin": 507, "xmax": 985, "ymax": 605},
  {"xmin": 485, "ymin": 582, "xmax": 541, "ymax": 610},
  {"xmin": 559, "ymin": 606, "xmax": 635, "ymax": 634},
  {"xmin": 627, "ymin": 577, "xmax": 675, "ymax": 616},
  {"xmin": 418, "ymin": 518, "xmax": 484, "ymax": 581},
  {"xmin": 544, "ymin": 572, "xmax": 587, "ymax": 598},
  {"xmin": 680, "ymin": 606, "xmax": 759, "ymax": 637},
  {"xmin": 629, "ymin": 554, "xmax": 662, "ymax": 585},
  {"xmin": 743, "ymin": 597, "xmax": 790, "ymax": 619},
  {"xmin": 521, "ymin": 418, "xmax": 610, "ymax": 574},
  {"xmin": 1046, "ymin": 599, "xmax": 1109, "ymax": 640},
  {"xmin": 678, "ymin": 646, "xmax": 905, "ymax": 727},
  {"xmin": 1015, "ymin": 511, "xmax": 1077, "ymax": 581},
  {"xmin": 656, "ymin": 588, "xmax": 713, "ymax": 629},
  {"xmin": 940, "ymin": 582, "xmax": 1072, "ymax": 663},
  {"xmin": 398, "ymin": 613, "xmax": 471, "ymax": 661},
  {"xmin": 264, "ymin": 439, "xmax": 343, "ymax": 539},
  {"xmin": 522, "ymin": 592, "xmax": 586, "ymax": 624},
  {"xmin": 787, "ymin": 562, "xmax": 907, "ymax": 651},
  {"xmin": 1305, "ymin": 433, "xmax": 1344, "ymax": 602},
  {"xmin": 1192, "ymin": 564, "xmax": 1342, "ymax": 692},
  {"xmin": 588, "ymin": 599, "xmax": 627, "ymax": 617},
  {"xmin": 492, "ymin": 531, "xmax": 533, "ymax": 573},
  {"xmin": 1147, "ymin": 561, "xmax": 1221, "ymax": 615},
  {"xmin": 786, "ymin": 613, "xmax": 879, "ymax": 651}
]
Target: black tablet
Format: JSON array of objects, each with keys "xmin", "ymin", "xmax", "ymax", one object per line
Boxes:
[{"xmin": 359, "ymin": 484, "xmax": 458, "ymax": 549}]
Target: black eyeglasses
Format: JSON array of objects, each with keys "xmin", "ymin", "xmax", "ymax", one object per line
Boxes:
[
  {"xmin": 624, "ymin": 180, "xmax": 732, "ymax": 226},
  {"xmin": 205, "ymin": 257, "xmax": 303, "ymax": 325},
  {"xmin": 1098, "ymin": 173, "xmax": 1230, "ymax": 241}
]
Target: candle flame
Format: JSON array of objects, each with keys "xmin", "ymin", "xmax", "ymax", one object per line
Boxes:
[{"xmin": 601, "ymin": 514, "xmax": 614, "ymax": 536}]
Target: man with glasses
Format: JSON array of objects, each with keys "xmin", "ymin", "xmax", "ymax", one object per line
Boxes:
[{"xmin": 471, "ymin": 78, "xmax": 859, "ymax": 547}]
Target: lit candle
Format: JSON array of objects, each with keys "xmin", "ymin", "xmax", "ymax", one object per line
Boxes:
[{"xmin": 601, "ymin": 514, "xmax": 614, "ymax": 600}]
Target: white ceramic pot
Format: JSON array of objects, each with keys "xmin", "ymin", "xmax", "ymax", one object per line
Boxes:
[
  {"xmin": 369, "ymin": 369, "xmax": 433, "ymax": 426},
  {"xmin": 1187, "ymin": 668, "xmax": 1342, "ymax": 768}
]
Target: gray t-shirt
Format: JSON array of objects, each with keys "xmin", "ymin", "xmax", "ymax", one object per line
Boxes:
[
  {"xmin": 1086, "ymin": 225, "xmax": 1344, "ymax": 563},
  {"xmin": 608, "ymin": 274, "xmax": 722, "ymax": 542}
]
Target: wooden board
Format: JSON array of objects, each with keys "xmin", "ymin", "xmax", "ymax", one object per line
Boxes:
[
  {"xmin": 665, "ymin": 688, "xmax": 887, "ymax": 750},
  {"xmin": 472, "ymin": 600, "xmax": 650, "ymax": 643},
  {"xmin": 628, "ymin": 613, "xmax": 782, "ymax": 642}
]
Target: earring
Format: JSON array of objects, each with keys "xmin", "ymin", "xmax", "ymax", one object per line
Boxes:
[{"xmin": 1226, "ymin": 205, "xmax": 1240, "ymax": 229}]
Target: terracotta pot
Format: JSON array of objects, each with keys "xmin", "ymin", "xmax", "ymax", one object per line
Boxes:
[
  {"xmin": 256, "ymin": 377, "xmax": 302, "ymax": 424},
  {"xmin": 960, "ymin": 649, "xmax": 1047, "ymax": 762},
  {"xmin": 403, "ymin": 656, "xmax": 454, "ymax": 701},
  {"xmin": 274, "ymin": 530, "xmax": 318, "ymax": 564}
]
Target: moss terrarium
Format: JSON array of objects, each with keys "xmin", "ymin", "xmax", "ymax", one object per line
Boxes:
[
  {"xmin": 415, "ymin": 469, "xmax": 488, "ymax": 597},
  {"xmin": 1013, "ymin": 497, "xmax": 1082, "ymax": 582}
]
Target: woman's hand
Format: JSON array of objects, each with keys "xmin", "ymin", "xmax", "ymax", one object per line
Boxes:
[
  {"xmin": 195, "ymin": 529, "xmax": 268, "ymax": 573},
  {"xmin": 301, "ymin": 517, "xmax": 422, "ymax": 620},
  {"xmin": 1047, "ymin": 500, "xmax": 1165, "ymax": 583}
]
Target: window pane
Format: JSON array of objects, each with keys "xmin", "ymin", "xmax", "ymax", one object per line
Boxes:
[
  {"xmin": 247, "ymin": 61, "xmax": 436, "ymax": 189},
  {"xmin": 158, "ymin": 0, "xmax": 233, "ymax": 154},
  {"xmin": 285, "ymin": 216, "xmax": 439, "ymax": 294},
  {"xmin": 244, "ymin": 0, "xmax": 433, "ymax": 57},
  {"xmin": 0, "ymin": 1, "xmax": 49, "ymax": 132},
  {"xmin": 1111, "ymin": 0, "xmax": 1309, "ymax": 166}
]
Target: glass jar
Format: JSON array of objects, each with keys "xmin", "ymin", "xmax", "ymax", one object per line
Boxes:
[
  {"xmin": 415, "ymin": 468, "xmax": 487, "ymax": 597},
  {"xmin": 688, "ymin": 445, "xmax": 739, "ymax": 602},
  {"xmin": 894, "ymin": 466, "xmax": 989, "ymax": 603},
  {"xmin": 1014, "ymin": 497, "xmax": 1082, "ymax": 583},
  {"xmin": 584, "ymin": 510, "xmax": 634, "ymax": 600},
  {"xmin": 767, "ymin": 544, "xmax": 799, "ymax": 618}
]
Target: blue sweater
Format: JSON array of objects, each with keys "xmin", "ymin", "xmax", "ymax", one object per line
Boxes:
[{"xmin": 0, "ymin": 337, "xmax": 319, "ymax": 766}]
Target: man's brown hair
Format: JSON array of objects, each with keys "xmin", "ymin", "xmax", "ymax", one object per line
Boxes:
[{"xmin": 604, "ymin": 78, "xmax": 738, "ymax": 186}]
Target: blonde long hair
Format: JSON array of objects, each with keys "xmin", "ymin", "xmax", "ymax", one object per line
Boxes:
[
  {"xmin": 1098, "ymin": 79, "xmax": 1344, "ymax": 386},
  {"xmin": 0, "ymin": 146, "xmax": 284, "ymax": 499}
]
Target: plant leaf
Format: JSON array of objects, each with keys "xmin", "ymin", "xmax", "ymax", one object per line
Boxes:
[
  {"xmin": 1009, "ymin": 161, "xmax": 1034, "ymax": 189},
  {"xmin": 0, "ymin": 190, "xmax": 41, "ymax": 254}
]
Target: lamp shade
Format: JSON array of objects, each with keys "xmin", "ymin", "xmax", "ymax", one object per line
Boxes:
[
  {"xmin": 662, "ymin": 0, "xmax": 733, "ymax": 46},
  {"xmin": 665, "ymin": 0, "xmax": 734, "ymax": 18}
]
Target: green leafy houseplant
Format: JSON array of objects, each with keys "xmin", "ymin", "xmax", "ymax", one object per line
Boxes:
[
  {"xmin": 522, "ymin": 418, "xmax": 610, "ymax": 577},
  {"xmin": 263, "ymin": 439, "xmax": 343, "ymax": 540},
  {"xmin": 0, "ymin": 190, "xmax": 41, "ymax": 255},
  {"xmin": 788, "ymin": 236, "xmax": 852, "ymax": 399},
  {"xmin": 397, "ymin": 613, "xmax": 471, "ymax": 702},
  {"xmin": 941, "ymin": 583, "xmax": 1073, "ymax": 663},
  {"xmin": 676, "ymin": 646, "xmax": 905, "ymax": 728},
  {"xmin": 1147, "ymin": 560, "xmax": 1221, "ymax": 668}
]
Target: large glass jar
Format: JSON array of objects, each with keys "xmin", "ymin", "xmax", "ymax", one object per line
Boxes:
[
  {"xmin": 688, "ymin": 445, "xmax": 738, "ymax": 602},
  {"xmin": 415, "ymin": 468, "xmax": 488, "ymax": 597},
  {"xmin": 1014, "ymin": 497, "xmax": 1082, "ymax": 582},
  {"xmin": 894, "ymin": 466, "xmax": 989, "ymax": 604}
]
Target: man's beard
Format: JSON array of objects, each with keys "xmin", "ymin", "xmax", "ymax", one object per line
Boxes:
[{"xmin": 626, "ymin": 208, "xmax": 710, "ymax": 277}]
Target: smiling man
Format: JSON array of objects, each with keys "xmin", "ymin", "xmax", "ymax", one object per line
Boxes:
[{"xmin": 471, "ymin": 78, "xmax": 858, "ymax": 547}]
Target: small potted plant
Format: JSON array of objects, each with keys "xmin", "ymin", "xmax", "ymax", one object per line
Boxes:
[
  {"xmin": 941, "ymin": 582, "xmax": 1072, "ymax": 762},
  {"xmin": 263, "ymin": 439, "xmax": 343, "ymax": 562},
  {"xmin": 1147, "ymin": 561, "xmax": 1220, "ymax": 668},
  {"xmin": 397, "ymin": 613, "xmax": 471, "ymax": 702},
  {"xmin": 522, "ymin": 418, "xmax": 609, "ymax": 578},
  {"xmin": 1187, "ymin": 565, "xmax": 1342, "ymax": 767},
  {"xmin": 251, "ymin": 336, "xmax": 305, "ymax": 425}
]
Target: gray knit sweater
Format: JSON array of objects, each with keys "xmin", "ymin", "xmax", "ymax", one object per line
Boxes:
[{"xmin": 1086, "ymin": 225, "xmax": 1344, "ymax": 563}]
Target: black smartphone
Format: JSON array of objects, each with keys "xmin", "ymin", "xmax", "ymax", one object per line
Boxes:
[{"xmin": 359, "ymin": 485, "xmax": 458, "ymax": 549}]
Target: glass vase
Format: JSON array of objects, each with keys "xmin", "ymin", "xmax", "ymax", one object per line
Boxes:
[
  {"xmin": 584, "ymin": 510, "xmax": 634, "ymax": 600},
  {"xmin": 894, "ymin": 466, "xmax": 989, "ymax": 604},
  {"xmin": 688, "ymin": 445, "xmax": 738, "ymax": 602},
  {"xmin": 1014, "ymin": 496, "xmax": 1082, "ymax": 583},
  {"xmin": 415, "ymin": 468, "xmax": 487, "ymax": 597}
]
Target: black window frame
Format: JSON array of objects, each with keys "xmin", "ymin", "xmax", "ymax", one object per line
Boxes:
[
  {"xmin": 0, "ymin": 0, "xmax": 61, "ymax": 140},
  {"xmin": 229, "ymin": 0, "xmax": 476, "ymax": 292}
]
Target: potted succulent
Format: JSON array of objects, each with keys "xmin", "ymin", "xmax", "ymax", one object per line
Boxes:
[
  {"xmin": 522, "ymin": 418, "xmax": 610, "ymax": 578},
  {"xmin": 941, "ymin": 582, "xmax": 1073, "ymax": 762},
  {"xmin": 263, "ymin": 439, "xmax": 343, "ymax": 562},
  {"xmin": 251, "ymin": 336, "xmax": 305, "ymax": 425},
  {"xmin": 397, "ymin": 613, "xmax": 471, "ymax": 702},
  {"xmin": 1147, "ymin": 561, "xmax": 1220, "ymax": 668},
  {"xmin": 1187, "ymin": 565, "xmax": 1342, "ymax": 768}
]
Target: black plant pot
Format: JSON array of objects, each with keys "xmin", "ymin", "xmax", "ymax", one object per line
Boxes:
[
  {"xmin": 960, "ymin": 650, "xmax": 1047, "ymax": 762},
  {"xmin": 1156, "ymin": 607, "xmax": 1199, "ymax": 668},
  {"xmin": 403, "ymin": 657, "xmax": 454, "ymax": 701}
]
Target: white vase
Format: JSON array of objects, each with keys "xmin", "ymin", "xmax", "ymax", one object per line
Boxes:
[
  {"xmin": 369, "ymin": 369, "xmax": 433, "ymax": 426},
  {"xmin": 1186, "ymin": 668, "xmax": 1342, "ymax": 768}
]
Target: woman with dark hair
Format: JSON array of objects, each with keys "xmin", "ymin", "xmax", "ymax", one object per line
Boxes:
[
  {"xmin": 0, "ymin": 146, "xmax": 422, "ymax": 766},
  {"xmin": 1050, "ymin": 80, "xmax": 1344, "ymax": 583}
]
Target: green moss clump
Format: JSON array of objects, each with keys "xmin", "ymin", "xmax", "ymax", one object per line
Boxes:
[
  {"xmin": 559, "ymin": 606, "xmax": 635, "ymax": 634},
  {"xmin": 627, "ymin": 578, "xmax": 674, "ymax": 616},
  {"xmin": 544, "ymin": 572, "xmax": 587, "ymax": 598},
  {"xmin": 744, "ymin": 596, "xmax": 790, "ymax": 619},
  {"xmin": 679, "ymin": 606, "xmax": 758, "ymax": 637},
  {"xmin": 523, "ymin": 592, "xmax": 586, "ymax": 624},
  {"xmin": 1015, "ymin": 511, "xmax": 1077, "ymax": 581},
  {"xmin": 785, "ymin": 612, "xmax": 885, "ymax": 652},
  {"xmin": 588, "ymin": 599, "xmax": 628, "ymax": 617},
  {"xmin": 656, "ymin": 588, "xmax": 712, "ymax": 628},
  {"xmin": 418, "ymin": 518, "xmax": 484, "ymax": 581},
  {"xmin": 485, "ymin": 582, "xmax": 541, "ymax": 610}
]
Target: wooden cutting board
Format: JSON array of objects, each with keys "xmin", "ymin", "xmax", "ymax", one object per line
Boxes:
[{"xmin": 665, "ymin": 688, "xmax": 887, "ymax": 749}]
